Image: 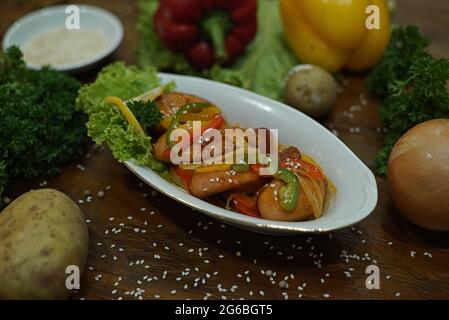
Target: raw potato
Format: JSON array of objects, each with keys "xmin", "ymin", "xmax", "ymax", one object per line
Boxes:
[
  {"xmin": 284, "ymin": 64, "xmax": 337, "ymax": 118},
  {"xmin": 0, "ymin": 189, "xmax": 89, "ymax": 299}
]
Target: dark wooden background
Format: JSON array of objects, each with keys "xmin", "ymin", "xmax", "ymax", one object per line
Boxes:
[{"xmin": 1, "ymin": 0, "xmax": 449, "ymax": 300}]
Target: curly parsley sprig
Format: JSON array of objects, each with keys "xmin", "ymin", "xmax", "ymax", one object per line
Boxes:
[
  {"xmin": 367, "ymin": 26, "xmax": 449, "ymax": 175},
  {"xmin": 0, "ymin": 47, "xmax": 86, "ymax": 198}
]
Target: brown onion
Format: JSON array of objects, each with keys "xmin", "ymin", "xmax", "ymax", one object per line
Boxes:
[{"xmin": 388, "ymin": 119, "xmax": 449, "ymax": 231}]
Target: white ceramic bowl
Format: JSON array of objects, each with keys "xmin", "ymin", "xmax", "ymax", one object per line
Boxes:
[
  {"xmin": 2, "ymin": 4, "xmax": 123, "ymax": 73},
  {"xmin": 126, "ymin": 73, "xmax": 378, "ymax": 235}
]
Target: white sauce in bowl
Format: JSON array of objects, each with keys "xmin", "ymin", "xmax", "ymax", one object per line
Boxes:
[{"xmin": 21, "ymin": 27, "xmax": 108, "ymax": 68}]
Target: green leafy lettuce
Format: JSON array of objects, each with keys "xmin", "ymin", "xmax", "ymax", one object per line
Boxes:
[
  {"xmin": 76, "ymin": 62, "xmax": 168, "ymax": 172},
  {"xmin": 136, "ymin": 0, "xmax": 298, "ymax": 100}
]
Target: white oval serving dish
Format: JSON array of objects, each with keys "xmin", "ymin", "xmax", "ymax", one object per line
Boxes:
[
  {"xmin": 125, "ymin": 73, "xmax": 378, "ymax": 235},
  {"xmin": 2, "ymin": 5, "xmax": 123, "ymax": 73}
]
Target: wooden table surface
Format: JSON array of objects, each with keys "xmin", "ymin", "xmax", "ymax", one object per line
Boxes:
[{"xmin": 1, "ymin": 0, "xmax": 449, "ymax": 300}]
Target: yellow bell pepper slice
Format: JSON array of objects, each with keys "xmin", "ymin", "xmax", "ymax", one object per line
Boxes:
[
  {"xmin": 160, "ymin": 117, "xmax": 171, "ymax": 130},
  {"xmin": 104, "ymin": 96, "xmax": 145, "ymax": 135},
  {"xmin": 133, "ymin": 86, "xmax": 164, "ymax": 103},
  {"xmin": 180, "ymin": 106, "xmax": 221, "ymax": 122},
  {"xmin": 179, "ymin": 164, "xmax": 203, "ymax": 171},
  {"xmin": 160, "ymin": 106, "xmax": 221, "ymax": 130},
  {"xmin": 195, "ymin": 164, "xmax": 232, "ymax": 173}
]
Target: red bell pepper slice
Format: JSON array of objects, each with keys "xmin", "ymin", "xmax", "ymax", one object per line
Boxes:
[
  {"xmin": 249, "ymin": 163, "xmax": 274, "ymax": 178},
  {"xmin": 230, "ymin": 193, "xmax": 260, "ymax": 218},
  {"xmin": 164, "ymin": 114, "xmax": 225, "ymax": 160},
  {"xmin": 173, "ymin": 166, "xmax": 194, "ymax": 192},
  {"xmin": 280, "ymin": 159, "xmax": 325, "ymax": 181}
]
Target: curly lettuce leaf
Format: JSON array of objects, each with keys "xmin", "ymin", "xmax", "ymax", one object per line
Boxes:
[
  {"xmin": 210, "ymin": 0, "xmax": 298, "ymax": 100},
  {"xmin": 77, "ymin": 62, "xmax": 161, "ymax": 114},
  {"xmin": 76, "ymin": 62, "xmax": 167, "ymax": 172},
  {"xmin": 87, "ymin": 106, "xmax": 165, "ymax": 171}
]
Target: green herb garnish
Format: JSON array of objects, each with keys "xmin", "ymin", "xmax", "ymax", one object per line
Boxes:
[
  {"xmin": 127, "ymin": 100, "xmax": 163, "ymax": 130},
  {"xmin": 0, "ymin": 47, "xmax": 86, "ymax": 198},
  {"xmin": 367, "ymin": 26, "xmax": 449, "ymax": 175},
  {"xmin": 76, "ymin": 62, "xmax": 168, "ymax": 173}
]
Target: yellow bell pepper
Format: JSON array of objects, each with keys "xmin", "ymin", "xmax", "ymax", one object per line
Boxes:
[
  {"xmin": 179, "ymin": 163, "xmax": 232, "ymax": 173},
  {"xmin": 159, "ymin": 106, "xmax": 221, "ymax": 130},
  {"xmin": 280, "ymin": 0, "xmax": 391, "ymax": 72},
  {"xmin": 195, "ymin": 164, "xmax": 232, "ymax": 173},
  {"xmin": 104, "ymin": 96, "xmax": 145, "ymax": 135}
]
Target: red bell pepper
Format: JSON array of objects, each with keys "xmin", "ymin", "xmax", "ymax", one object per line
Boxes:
[
  {"xmin": 173, "ymin": 166, "xmax": 194, "ymax": 191},
  {"xmin": 230, "ymin": 193, "xmax": 260, "ymax": 218},
  {"xmin": 249, "ymin": 163, "xmax": 274, "ymax": 178},
  {"xmin": 280, "ymin": 159, "xmax": 325, "ymax": 181},
  {"xmin": 163, "ymin": 114, "xmax": 225, "ymax": 159},
  {"xmin": 250, "ymin": 163, "xmax": 262, "ymax": 175},
  {"xmin": 154, "ymin": 0, "xmax": 258, "ymax": 70},
  {"xmin": 194, "ymin": 114, "xmax": 225, "ymax": 140}
]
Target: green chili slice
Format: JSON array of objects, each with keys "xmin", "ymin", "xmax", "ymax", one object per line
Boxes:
[
  {"xmin": 166, "ymin": 102, "xmax": 210, "ymax": 147},
  {"xmin": 274, "ymin": 169, "xmax": 299, "ymax": 212},
  {"xmin": 232, "ymin": 162, "xmax": 250, "ymax": 173}
]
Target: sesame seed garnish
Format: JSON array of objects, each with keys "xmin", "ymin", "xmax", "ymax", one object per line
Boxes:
[{"xmin": 279, "ymin": 280, "xmax": 288, "ymax": 289}]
